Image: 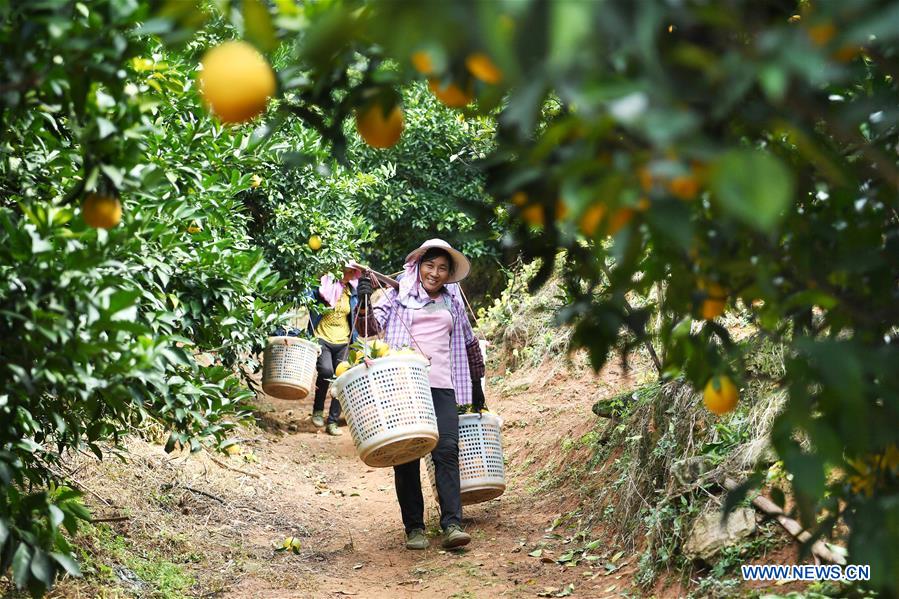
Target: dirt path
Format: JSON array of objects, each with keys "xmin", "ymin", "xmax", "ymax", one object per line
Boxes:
[
  {"xmin": 222, "ymin": 360, "xmax": 641, "ymax": 599},
  {"xmin": 57, "ymin": 359, "xmax": 642, "ymax": 599}
]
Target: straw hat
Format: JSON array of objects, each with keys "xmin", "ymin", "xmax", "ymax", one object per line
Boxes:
[{"xmin": 404, "ymin": 238, "xmax": 471, "ymax": 283}]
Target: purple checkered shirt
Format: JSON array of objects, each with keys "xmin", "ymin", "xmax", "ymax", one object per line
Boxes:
[{"xmin": 370, "ymin": 287, "xmax": 476, "ymax": 406}]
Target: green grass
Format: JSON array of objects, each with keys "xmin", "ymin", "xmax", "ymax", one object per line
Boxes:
[{"xmin": 78, "ymin": 524, "xmax": 196, "ymax": 599}]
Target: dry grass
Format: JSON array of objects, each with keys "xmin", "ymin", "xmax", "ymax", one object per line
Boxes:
[{"xmin": 44, "ymin": 430, "xmax": 327, "ymax": 598}]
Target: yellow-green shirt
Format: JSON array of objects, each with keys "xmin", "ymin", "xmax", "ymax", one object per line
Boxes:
[{"xmin": 315, "ymin": 288, "xmax": 351, "ymax": 344}]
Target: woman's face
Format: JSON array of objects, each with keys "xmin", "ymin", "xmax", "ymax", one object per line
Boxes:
[
  {"xmin": 342, "ymin": 267, "xmax": 359, "ymax": 283},
  {"xmin": 419, "ymin": 255, "xmax": 451, "ymax": 294}
]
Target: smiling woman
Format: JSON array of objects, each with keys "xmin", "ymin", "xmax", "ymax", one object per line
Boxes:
[
  {"xmin": 419, "ymin": 248, "xmax": 454, "ymax": 296},
  {"xmin": 354, "ymin": 238, "xmax": 485, "ymax": 552}
]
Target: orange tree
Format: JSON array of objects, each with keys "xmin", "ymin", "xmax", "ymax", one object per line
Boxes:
[
  {"xmin": 0, "ymin": 4, "xmax": 299, "ymax": 595},
  {"xmin": 0, "ymin": 2, "xmax": 502, "ymax": 595},
  {"xmin": 3, "ymin": 0, "xmax": 899, "ymax": 595},
  {"xmin": 167, "ymin": 0, "xmax": 896, "ymax": 591}
]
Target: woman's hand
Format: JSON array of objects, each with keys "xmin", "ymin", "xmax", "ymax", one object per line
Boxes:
[
  {"xmin": 357, "ymin": 275, "xmax": 373, "ymax": 300},
  {"xmin": 471, "ymin": 380, "xmax": 486, "ymax": 413}
]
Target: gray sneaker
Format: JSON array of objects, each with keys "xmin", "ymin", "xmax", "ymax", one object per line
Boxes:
[
  {"xmin": 441, "ymin": 525, "xmax": 471, "ymax": 549},
  {"xmin": 311, "ymin": 411, "xmax": 325, "ymax": 428},
  {"xmin": 405, "ymin": 529, "xmax": 429, "ymax": 550},
  {"xmin": 325, "ymin": 422, "xmax": 342, "ymax": 436}
]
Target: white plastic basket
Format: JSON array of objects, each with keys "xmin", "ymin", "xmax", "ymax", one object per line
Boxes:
[
  {"xmin": 427, "ymin": 412, "xmax": 506, "ymax": 505},
  {"xmin": 334, "ymin": 354, "xmax": 438, "ymax": 467},
  {"xmin": 261, "ymin": 336, "xmax": 320, "ymax": 400}
]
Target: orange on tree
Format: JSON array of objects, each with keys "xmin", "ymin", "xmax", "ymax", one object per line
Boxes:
[
  {"xmin": 428, "ymin": 78, "xmax": 474, "ymax": 108},
  {"xmin": 411, "ymin": 51, "xmax": 434, "ymax": 75},
  {"xmin": 521, "ymin": 204, "xmax": 544, "ymax": 227},
  {"xmin": 512, "ymin": 192, "xmax": 566, "ymax": 228},
  {"xmin": 606, "ymin": 207, "xmax": 634, "ymax": 235},
  {"xmin": 465, "ymin": 53, "xmax": 502, "ymax": 84},
  {"xmin": 703, "ymin": 375, "xmax": 739, "ymax": 415},
  {"xmin": 638, "ymin": 166, "xmax": 654, "ymax": 192},
  {"xmin": 808, "ymin": 22, "xmax": 837, "ymax": 46},
  {"xmin": 698, "ymin": 280, "xmax": 727, "ymax": 320},
  {"xmin": 81, "ymin": 193, "xmax": 122, "ymax": 229},
  {"xmin": 199, "ymin": 41, "xmax": 276, "ymax": 124},
  {"xmin": 355, "ymin": 102, "xmax": 405, "ymax": 149},
  {"xmin": 579, "ymin": 203, "xmax": 638, "ymax": 237},
  {"xmin": 308, "ymin": 235, "xmax": 322, "ymax": 251},
  {"xmin": 668, "ymin": 175, "xmax": 700, "ymax": 200},
  {"xmin": 187, "ymin": 221, "xmax": 202, "ymax": 234},
  {"xmin": 251, "ymin": 174, "xmax": 263, "ymax": 188},
  {"xmin": 579, "ymin": 203, "xmax": 606, "ymax": 237}
]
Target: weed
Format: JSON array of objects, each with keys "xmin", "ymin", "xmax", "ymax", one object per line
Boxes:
[{"xmin": 76, "ymin": 524, "xmax": 196, "ymax": 599}]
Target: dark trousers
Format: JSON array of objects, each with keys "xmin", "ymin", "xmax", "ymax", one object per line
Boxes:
[
  {"xmin": 393, "ymin": 388, "xmax": 461, "ymax": 533},
  {"xmin": 313, "ymin": 338, "xmax": 348, "ymax": 425}
]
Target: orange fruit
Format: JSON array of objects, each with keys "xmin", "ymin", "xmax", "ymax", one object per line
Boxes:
[
  {"xmin": 808, "ymin": 23, "xmax": 836, "ymax": 46},
  {"xmin": 411, "ymin": 51, "xmax": 434, "ymax": 75},
  {"xmin": 521, "ymin": 204, "xmax": 544, "ymax": 227},
  {"xmin": 465, "ymin": 53, "xmax": 502, "ymax": 84},
  {"xmin": 703, "ymin": 375, "xmax": 738, "ymax": 415},
  {"xmin": 225, "ymin": 444, "xmax": 241, "ymax": 456},
  {"xmin": 335, "ymin": 361, "xmax": 351, "ymax": 377},
  {"xmin": 580, "ymin": 204, "xmax": 638, "ymax": 237},
  {"xmin": 515, "ymin": 195, "xmax": 567, "ymax": 229},
  {"xmin": 251, "ymin": 174, "xmax": 263, "ymax": 188},
  {"xmin": 187, "ymin": 222, "xmax": 202, "ymax": 234},
  {"xmin": 355, "ymin": 103, "xmax": 404, "ymax": 148},
  {"xmin": 606, "ymin": 208, "xmax": 634, "ymax": 235},
  {"xmin": 579, "ymin": 203, "xmax": 606, "ymax": 237},
  {"xmin": 668, "ymin": 175, "xmax": 700, "ymax": 201},
  {"xmin": 308, "ymin": 235, "xmax": 322, "ymax": 251},
  {"xmin": 638, "ymin": 166, "xmax": 654, "ymax": 192},
  {"xmin": 199, "ymin": 41, "xmax": 276, "ymax": 124},
  {"xmin": 833, "ymin": 45, "xmax": 863, "ymax": 62},
  {"xmin": 698, "ymin": 280, "xmax": 727, "ymax": 320},
  {"xmin": 428, "ymin": 79, "xmax": 473, "ymax": 108},
  {"xmin": 82, "ymin": 193, "xmax": 122, "ymax": 229}
]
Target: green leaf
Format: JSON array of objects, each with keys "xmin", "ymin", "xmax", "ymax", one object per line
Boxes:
[
  {"xmin": 48, "ymin": 505, "xmax": 65, "ymax": 530},
  {"xmin": 549, "ymin": 1, "xmax": 592, "ymax": 67},
  {"xmin": 243, "ymin": 0, "xmax": 278, "ymax": 52},
  {"xmin": 783, "ymin": 447, "xmax": 826, "ymax": 499},
  {"xmin": 96, "ymin": 117, "xmax": 117, "ymax": 140},
  {"xmin": 100, "ymin": 164, "xmax": 125, "ymax": 188},
  {"xmin": 710, "ymin": 149, "xmax": 794, "ymax": 232},
  {"xmin": 30, "ymin": 548, "xmax": 54, "ymax": 586},
  {"xmin": 50, "ymin": 552, "xmax": 82, "ymax": 577},
  {"xmin": 12, "ymin": 542, "xmax": 33, "ymax": 589}
]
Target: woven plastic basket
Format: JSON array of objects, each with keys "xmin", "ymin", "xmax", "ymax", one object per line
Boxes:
[
  {"xmin": 427, "ymin": 412, "xmax": 506, "ymax": 506},
  {"xmin": 261, "ymin": 336, "xmax": 320, "ymax": 400},
  {"xmin": 334, "ymin": 354, "xmax": 438, "ymax": 468}
]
